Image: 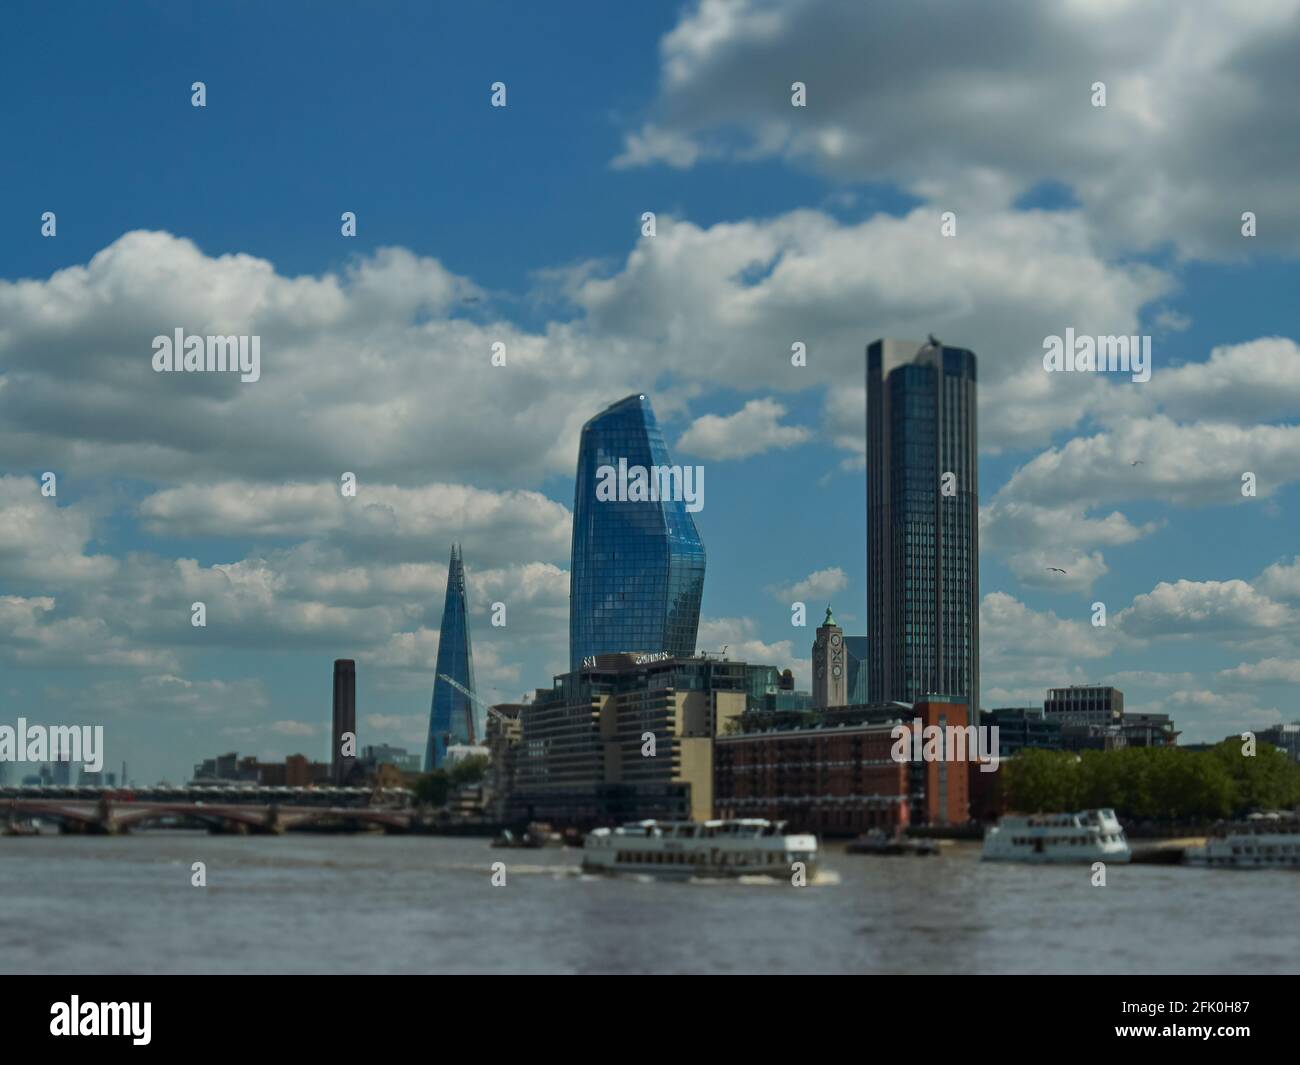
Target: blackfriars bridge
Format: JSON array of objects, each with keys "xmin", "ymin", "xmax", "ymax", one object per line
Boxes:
[{"xmin": 2, "ymin": 784, "xmax": 419, "ymax": 835}]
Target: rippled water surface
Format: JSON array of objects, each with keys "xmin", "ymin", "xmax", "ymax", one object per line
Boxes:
[{"xmin": 2, "ymin": 833, "xmax": 1296, "ymax": 974}]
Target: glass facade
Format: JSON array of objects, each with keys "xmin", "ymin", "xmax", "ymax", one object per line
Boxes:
[
  {"xmin": 843, "ymin": 636, "xmax": 869, "ymax": 705},
  {"xmin": 867, "ymin": 339, "xmax": 979, "ymax": 712},
  {"xmin": 569, "ymin": 394, "xmax": 706, "ymax": 673},
  {"xmin": 424, "ymin": 543, "xmax": 478, "ymax": 770}
]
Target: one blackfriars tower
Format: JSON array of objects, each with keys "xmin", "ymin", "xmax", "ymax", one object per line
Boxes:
[
  {"xmin": 569, "ymin": 394, "xmax": 706, "ymax": 672},
  {"xmin": 866, "ymin": 337, "xmax": 979, "ymax": 713}
]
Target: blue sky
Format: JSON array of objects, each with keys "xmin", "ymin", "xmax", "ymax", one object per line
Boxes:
[{"xmin": 2, "ymin": 0, "xmax": 1299, "ymax": 783}]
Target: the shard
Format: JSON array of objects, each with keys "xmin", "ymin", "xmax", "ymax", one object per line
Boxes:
[{"xmin": 424, "ymin": 543, "xmax": 478, "ymax": 770}]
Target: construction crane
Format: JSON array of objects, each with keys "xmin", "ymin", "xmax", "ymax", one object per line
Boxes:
[{"xmin": 437, "ymin": 673, "xmax": 513, "ymax": 732}]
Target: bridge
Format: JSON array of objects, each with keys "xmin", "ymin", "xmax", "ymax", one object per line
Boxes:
[{"xmin": 2, "ymin": 784, "xmax": 418, "ymax": 835}]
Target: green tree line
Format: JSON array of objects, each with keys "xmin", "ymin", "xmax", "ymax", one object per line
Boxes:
[
  {"xmin": 411, "ymin": 755, "xmax": 490, "ymax": 808},
  {"xmin": 1001, "ymin": 742, "xmax": 1300, "ymax": 821}
]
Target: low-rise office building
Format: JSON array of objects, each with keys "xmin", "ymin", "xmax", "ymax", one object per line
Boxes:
[
  {"xmin": 982, "ymin": 707, "xmax": 1063, "ymax": 756},
  {"xmin": 505, "ymin": 653, "xmax": 749, "ymax": 827},
  {"xmin": 1045, "ymin": 685, "xmax": 1124, "ymax": 728}
]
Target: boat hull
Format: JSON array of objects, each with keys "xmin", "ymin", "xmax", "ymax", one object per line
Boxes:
[
  {"xmin": 981, "ymin": 809, "xmax": 1131, "ymax": 864},
  {"xmin": 581, "ymin": 856, "xmax": 816, "ymax": 880},
  {"xmin": 581, "ymin": 820, "xmax": 818, "ymax": 880},
  {"xmin": 1186, "ymin": 841, "xmax": 1300, "ymax": 869}
]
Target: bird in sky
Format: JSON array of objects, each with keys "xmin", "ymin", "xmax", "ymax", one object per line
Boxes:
[
  {"xmin": 1130, "ymin": 459, "xmax": 1144, "ymax": 466},
  {"xmin": 1046, "ymin": 567, "xmax": 1067, "ymax": 574}
]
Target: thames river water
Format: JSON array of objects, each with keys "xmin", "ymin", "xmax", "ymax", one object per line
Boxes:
[{"xmin": 2, "ymin": 832, "xmax": 1296, "ymax": 974}]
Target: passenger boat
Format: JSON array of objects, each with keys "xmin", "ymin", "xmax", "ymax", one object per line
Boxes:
[
  {"xmin": 491, "ymin": 821, "xmax": 565, "ymax": 849},
  {"xmin": 846, "ymin": 828, "xmax": 938, "ymax": 856},
  {"xmin": 981, "ymin": 808, "xmax": 1130, "ymax": 863},
  {"xmin": 1185, "ymin": 812, "xmax": 1300, "ymax": 869},
  {"xmin": 581, "ymin": 818, "xmax": 817, "ymax": 879}
]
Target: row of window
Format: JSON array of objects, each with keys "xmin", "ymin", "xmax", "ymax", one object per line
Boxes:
[
  {"xmin": 1009, "ymin": 834, "xmax": 1122, "ymax": 846},
  {"xmin": 615, "ymin": 850, "xmax": 796, "ymax": 866}
]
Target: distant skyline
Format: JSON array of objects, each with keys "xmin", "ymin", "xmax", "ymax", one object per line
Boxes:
[{"xmin": 3, "ymin": 1, "xmax": 1300, "ymax": 783}]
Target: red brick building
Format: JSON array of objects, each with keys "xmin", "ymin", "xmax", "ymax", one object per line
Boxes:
[{"xmin": 714, "ymin": 699, "xmax": 971, "ymax": 835}]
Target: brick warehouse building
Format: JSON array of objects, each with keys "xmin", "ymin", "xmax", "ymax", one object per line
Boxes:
[{"xmin": 714, "ymin": 698, "xmax": 972, "ymax": 836}]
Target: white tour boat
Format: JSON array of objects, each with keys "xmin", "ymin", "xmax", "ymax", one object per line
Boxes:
[
  {"xmin": 1185, "ymin": 812, "xmax": 1300, "ymax": 869},
  {"xmin": 582, "ymin": 818, "xmax": 817, "ymax": 879},
  {"xmin": 981, "ymin": 808, "xmax": 1131, "ymax": 863}
]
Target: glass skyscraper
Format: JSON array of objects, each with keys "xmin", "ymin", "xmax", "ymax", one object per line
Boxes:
[
  {"xmin": 424, "ymin": 543, "xmax": 478, "ymax": 771},
  {"xmin": 866, "ymin": 338, "xmax": 979, "ymax": 713},
  {"xmin": 843, "ymin": 635, "xmax": 869, "ymax": 705},
  {"xmin": 569, "ymin": 394, "xmax": 706, "ymax": 672}
]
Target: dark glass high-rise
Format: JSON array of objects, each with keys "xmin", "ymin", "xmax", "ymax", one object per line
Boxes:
[
  {"xmin": 424, "ymin": 543, "xmax": 477, "ymax": 771},
  {"xmin": 569, "ymin": 394, "xmax": 706, "ymax": 673},
  {"xmin": 866, "ymin": 338, "xmax": 979, "ymax": 713}
]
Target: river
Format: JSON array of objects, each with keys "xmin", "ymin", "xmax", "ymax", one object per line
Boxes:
[{"xmin": 2, "ymin": 832, "xmax": 1295, "ymax": 974}]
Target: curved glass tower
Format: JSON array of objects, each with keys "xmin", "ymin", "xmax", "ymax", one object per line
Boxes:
[
  {"xmin": 424, "ymin": 543, "xmax": 477, "ymax": 771},
  {"xmin": 570, "ymin": 394, "xmax": 706, "ymax": 672}
]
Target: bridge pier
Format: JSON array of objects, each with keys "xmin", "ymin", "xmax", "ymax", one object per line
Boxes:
[{"xmin": 59, "ymin": 820, "xmax": 118, "ymax": 836}]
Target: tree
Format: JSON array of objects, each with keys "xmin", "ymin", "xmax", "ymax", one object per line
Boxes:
[
  {"xmin": 412, "ymin": 771, "xmax": 450, "ymax": 807},
  {"xmin": 1003, "ymin": 749, "xmax": 1081, "ymax": 812},
  {"xmin": 449, "ymin": 755, "xmax": 489, "ymax": 787}
]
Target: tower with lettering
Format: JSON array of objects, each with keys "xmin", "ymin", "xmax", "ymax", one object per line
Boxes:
[{"xmin": 812, "ymin": 606, "xmax": 847, "ymax": 709}]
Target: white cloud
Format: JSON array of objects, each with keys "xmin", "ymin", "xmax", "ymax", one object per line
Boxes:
[
  {"xmin": 619, "ymin": 0, "xmax": 1300, "ymax": 258},
  {"xmin": 767, "ymin": 566, "xmax": 848, "ymax": 604},
  {"xmin": 981, "ymin": 500, "xmax": 1160, "ymax": 592},
  {"xmin": 697, "ymin": 616, "xmax": 806, "ymax": 686},
  {"xmin": 138, "ymin": 481, "xmax": 571, "ymax": 565},
  {"xmin": 1256, "ymin": 556, "xmax": 1300, "ymax": 602},
  {"xmin": 1217, "ymin": 657, "xmax": 1300, "ymax": 684},
  {"xmin": 677, "ymin": 398, "xmax": 811, "ymax": 459},
  {"xmin": 998, "ymin": 416, "xmax": 1300, "ymax": 508},
  {"xmin": 1118, "ymin": 579, "xmax": 1297, "ymax": 640}
]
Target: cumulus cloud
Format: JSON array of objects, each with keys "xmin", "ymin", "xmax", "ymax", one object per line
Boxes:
[
  {"xmin": 572, "ymin": 208, "xmax": 1169, "ymax": 456},
  {"xmin": 766, "ymin": 566, "xmax": 848, "ymax": 603},
  {"xmin": 1150, "ymin": 337, "xmax": 1300, "ymax": 424},
  {"xmin": 0, "ymin": 218, "xmax": 1175, "ymax": 490},
  {"xmin": 1217, "ymin": 657, "xmax": 1300, "ymax": 685},
  {"xmin": 1117, "ymin": 579, "xmax": 1298, "ymax": 640},
  {"xmin": 0, "ymin": 232, "xmax": 640, "ymax": 488},
  {"xmin": 0, "ymin": 476, "xmax": 117, "ymax": 588},
  {"xmin": 1256, "ymin": 556, "xmax": 1300, "ymax": 602},
  {"xmin": 998, "ymin": 416, "xmax": 1300, "ymax": 508},
  {"xmin": 697, "ymin": 616, "xmax": 806, "ymax": 686},
  {"xmin": 981, "ymin": 500, "xmax": 1160, "ymax": 592},
  {"xmin": 138, "ymin": 481, "xmax": 571, "ymax": 565},
  {"xmin": 677, "ymin": 398, "xmax": 811, "ymax": 459},
  {"xmin": 618, "ymin": 0, "xmax": 1300, "ymax": 258}
]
